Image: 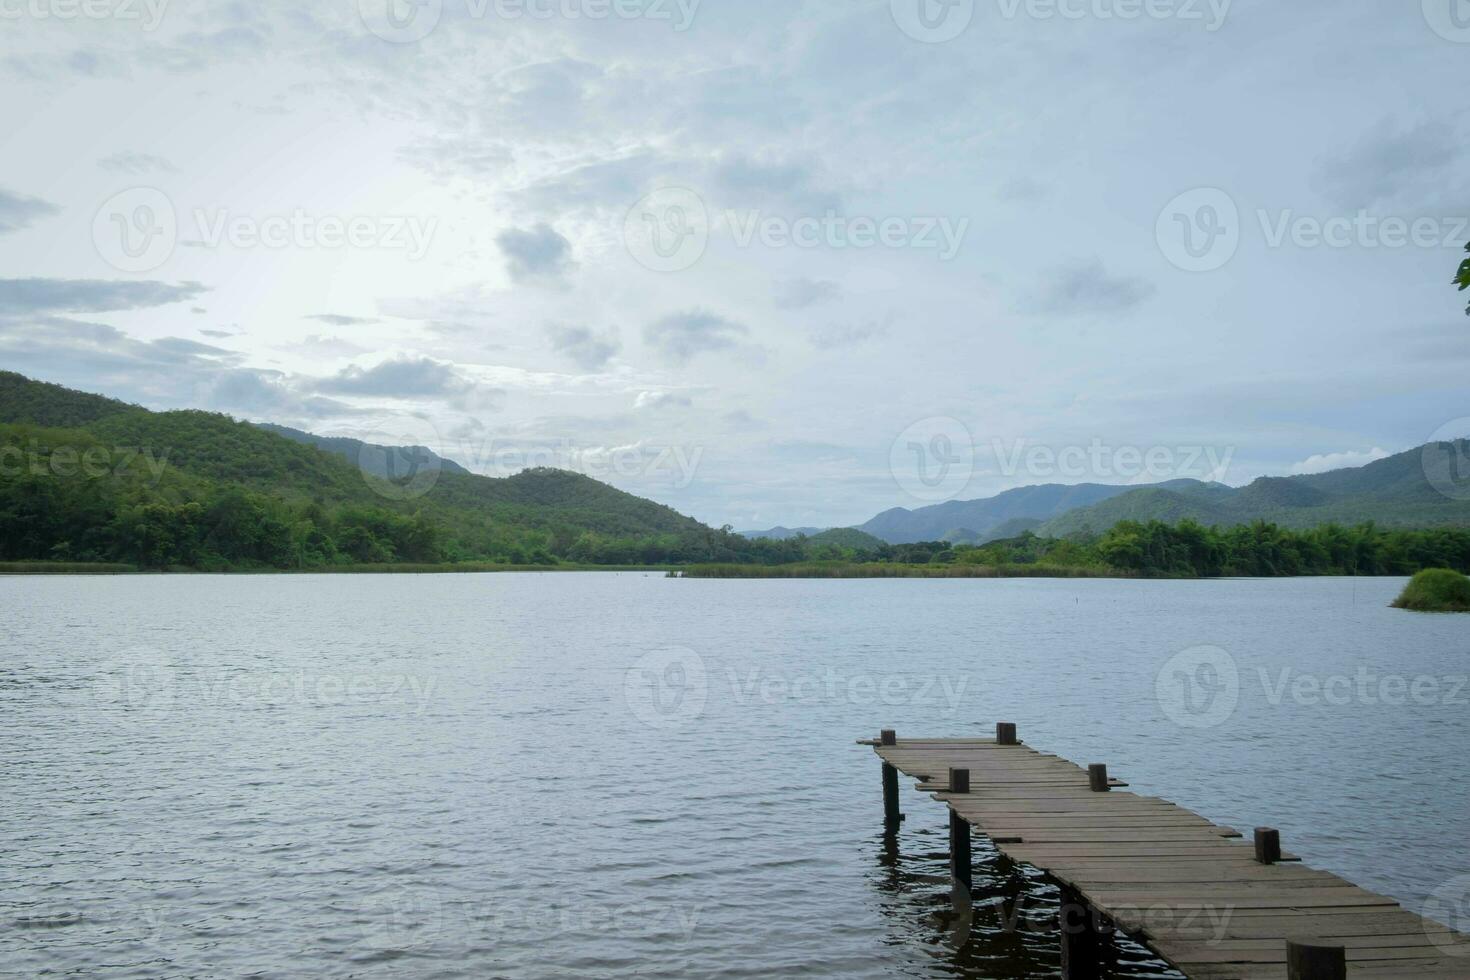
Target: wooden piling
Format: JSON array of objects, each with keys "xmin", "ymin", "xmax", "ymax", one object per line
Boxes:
[
  {"xmin": 949, "ymin": 809, "xmax": 973, "ymax": 892},
  {"xmin": 996, "ymin": 722, "xmax": 1018, "ymax": 745},
  {"xmin": 1286, "ymin": 940, "xmax": 1346, "ymax": 980},
  {"xmin": 1059, "ymin": 885, "xmax": 1103, "ymax": 979},
  {"xmin": 1087, "ymin": 764, "xmax": 1110, "ymax": 792},
  {"xmin": 882, "ymin": 761, "xmax": 901, "ymax": 829}
]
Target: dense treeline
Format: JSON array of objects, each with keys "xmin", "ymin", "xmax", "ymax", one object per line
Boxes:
[
  {"xmin": 815, "ymin": 521, "xmax": 1470, "ymax": 578},
  {"xmin": 0, "ymin": 421, "xmax": 804, "ymax": 570}
]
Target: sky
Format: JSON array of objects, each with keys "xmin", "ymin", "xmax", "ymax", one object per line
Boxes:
[{"xmin": 1, "ymin": 0, "xmax": 1467, "ymax": 530}]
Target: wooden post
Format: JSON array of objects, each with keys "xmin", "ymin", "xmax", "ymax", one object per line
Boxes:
[
  {"xmin": 1088, "ymin": 764, "xmax": 1110, "ymax": 792},
  {"xmin": 880, "ymin": 729, "xmax": 896, "ymax": 746},
  {"xmin": 1286, "ymin": 940, "xmax": 1346, "ymax": 980},
  {"xmin": 1255, "ymin": 827, "xmax": 1282, "ymax": 865},
  {"xmin": 949, "ymin": 767, "xmax": 971, "ymax": 795},
  {"xmin": 949, "ymin": 808, "xmax": 972, "ymax": 893},
  {"xmin": 882, "ymin": 762, "xmax": 901, "ymax": 829},
  {"xmin": 996, "ymin": 722, "xmax": 1018, "ymax": 745},
  {"xmin": 1059, "ymin": 885, "xmax": 1104, "ymax": 979}
]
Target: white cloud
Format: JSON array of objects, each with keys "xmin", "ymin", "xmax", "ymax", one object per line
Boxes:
[{"xmin": 1287, "ymin": 448, "xmax": 1391, "ymax": 476}]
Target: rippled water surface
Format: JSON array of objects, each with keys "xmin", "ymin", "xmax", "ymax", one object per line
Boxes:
[{"xmin": 3, "ymin": 574, "xmax": 1467, "ymax": 978}]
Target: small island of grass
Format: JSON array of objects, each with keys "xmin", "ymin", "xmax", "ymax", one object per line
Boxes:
[{"xmin": 1392, "ymin": 569, "xmax": 1470, "ymax": 613}]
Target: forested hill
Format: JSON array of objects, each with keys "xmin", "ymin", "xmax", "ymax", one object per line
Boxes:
[
  {"xmin": 0, "ymin": 371, "xmax": 780, "ymax": 569},
  {"xmin": 1037, "ymin": 444, "xmax": 1470, "ymax": 537}
]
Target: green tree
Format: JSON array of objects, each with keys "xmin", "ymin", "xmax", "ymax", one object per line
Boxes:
[{"xmin": 1458, "ymin": 241, "xmax": 1470, "ymax": 316}]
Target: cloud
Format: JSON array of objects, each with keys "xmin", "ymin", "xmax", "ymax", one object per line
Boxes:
[
  {"xmin": 773, "ymin": 278, "xmax": 840, "ymax": 310},
  {"xmin": 643, "ymin": 310, "xmax": 748, "ymax": 364},
  {"xmin": 548, "ymin": 324, "xmax": 620, "ymax": 371},
  {"xmin": 496, "ymin": 224, "xmax": 575, "ymax": 283},
  {"xmin": 635, "ymin": 390, "xmax": 692, "ymax": 410},
  {"xmin": 0, "ymin": 189, "xmax": 61, "ymax": 235},
  {"xmin": 1287, "ymin": 448, "xmax": 1391, "ymax": 476},
  {"xmin": 1031, "ymin": 260, "xmax": 1154, "ymax": 317},
  {"xmin": 306, "ymin": 313, "xmax": 379, "ymax": 327},
  {"xmin": 199, "ymin": 329, "xmax": 234, "ymax": 338},
  {"xmin": 316, "ymin": 356, "xmax": 469, "ymax": 398},
  {"xmin": 97, "ymin": 151, "xmax": 178, "ymax": 175},
  {"xmin": 1317, "ymin": 118, "xmax": 1461, "ymax": 210},
  {"xmin": 279, "ymin": 334, "xmax": 371, "ymax": 358},
  {"xmin": 811, "ymin": 315, "xmax": 891, "ymax": 348},
  {"xmin": 0, "ymin": 278, "xmax": 207, "ymax": 316},
  {"xmin": 712, "ymin": 155, "xmax": 841, "ymax": 213}
]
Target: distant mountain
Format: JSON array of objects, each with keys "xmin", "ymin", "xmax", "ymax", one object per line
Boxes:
[
  {"xmin": 856, "ymin": 482, "xmax": 1214, "ymax": 544},
  {"xmin": 1038, "ymin": 444, "xmax": 1470, "ymax": 537},
  {"xmin": 806, "ymin": 527, "xmax": 886, "ymax": 552},
  {"xmin": 739, "ymin": 526, "xmax": 828, "ymax": 540},
  {"xmin": 257, "ymin": 422, "xmax": 471, "ymax": 479},
  {"xmin": 0, "ymin": 371, "xmax": 741, "ymax": 568}
]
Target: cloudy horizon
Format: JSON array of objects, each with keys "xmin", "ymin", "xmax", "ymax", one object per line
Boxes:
[{"xmin": 2, "ymin": 0, "xmax": 1467, "ymax": 528}]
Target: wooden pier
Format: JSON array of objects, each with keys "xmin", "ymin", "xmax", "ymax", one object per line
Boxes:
[{"xmin": 862, "ymin": 727, "xmax": 1470, "ymax": 979}]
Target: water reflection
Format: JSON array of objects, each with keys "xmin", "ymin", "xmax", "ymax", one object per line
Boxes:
[{"xmin": 867, "ymin": 818, "xmax": 1185, "ymax": 978}]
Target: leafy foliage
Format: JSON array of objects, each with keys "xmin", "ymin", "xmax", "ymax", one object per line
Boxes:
[
  {"xmin": 1392, "ymin": 569, "xmax": 1470, "ymax": 612},
  {"xmin": 1458, "ymin": 241, "xmax": 1470, "ymax": 316}
]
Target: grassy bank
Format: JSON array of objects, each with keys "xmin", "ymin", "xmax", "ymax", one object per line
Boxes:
[
  {"xmin": 676, "ymin": 562, "xmax": 1127, "ymax": 579},
  {"xmin": 0, "ymin": 561, "xmax": 140, "ymax": 574}
]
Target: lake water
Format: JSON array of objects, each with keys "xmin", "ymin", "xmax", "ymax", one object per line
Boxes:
[{"xmin": 3, "ymin": 574, "xmax": 1468, "ymax": 978}]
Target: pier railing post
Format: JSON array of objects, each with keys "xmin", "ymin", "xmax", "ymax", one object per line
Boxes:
[
  {"xmin": 1255, "ymin": 827, "xmax": 1282, "ymax": 864},
  {"xmin": 996, "ymin": 722, "xmax": 1018, "ymax": 745},
  {"xmin": 1286, "ymin": 940, "xmax": 1346, "ymax": 980},
  {"xmin": 948, "ymin": 767, "xmax": 972, "ymax": 892},
  {"xmin": 1087, "ymin": 764, "xmax": 1110, "ymax": 792},
  {"xmin": 1059, "ymin": 885, "xmax": 1106, "ymax": 979}
]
